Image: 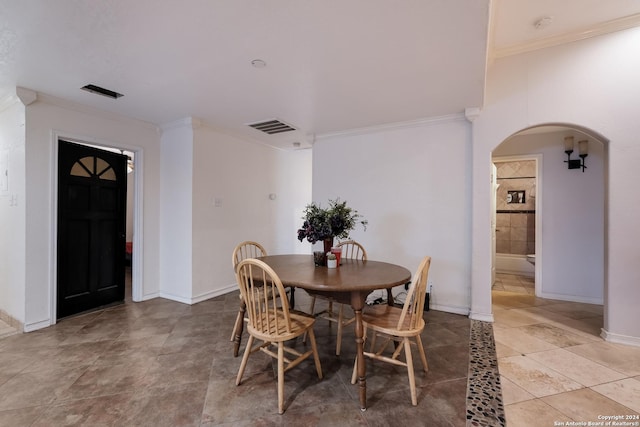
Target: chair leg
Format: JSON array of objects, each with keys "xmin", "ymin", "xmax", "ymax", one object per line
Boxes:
[
  {"xmin": 303, "ymin": 296, "xmax": 317, "ymax": 345},
  {"xmin": 336, "ymin": 304, "xmax": 344, "ymax": 355},
  {"xmin": 351, "ymin": 355, "xmax": 358, "ymax": 384},
  {"xmin": 230, "ymin": 308, "xmax": 244, "ymax": 342},
  {"xmin": 232, "ymin": 299, "xmax": 247, "ymax": 357},
  {"xmin": 306, "ymin": 328, "xmax": 323, "ymax": 379},
  {"xmin": 404, "ymin": 337, "xmax": 417, "ymax": 406},
  {"xmin": 236, "ymin": 335, "xmax": 254, "ymax": 386},
  {"xmin": 309, "ymin": 296, "xmax": 317, "ymax": 315},
  {"xmin": 351, "ymin": 325, "xmax": 366, "ymax": 384},
  {"xmin": 416, "ymin": 335, "xmax": 428, "ymax": 372},
  {"xmin": 278, "ymin": 341, "xmax": 285, "ymax": 414}
]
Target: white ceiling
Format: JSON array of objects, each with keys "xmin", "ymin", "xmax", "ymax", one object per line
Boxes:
[{"xmin": 1, "ymin": 1, "xmax": 640, "ymax": 149}]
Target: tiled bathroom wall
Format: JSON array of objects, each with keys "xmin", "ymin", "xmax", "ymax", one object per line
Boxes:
[{"xmin": 495, "ymin": 160, "xmax": 536, "ymax": 255}]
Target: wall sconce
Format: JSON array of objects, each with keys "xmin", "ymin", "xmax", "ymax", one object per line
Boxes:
[{"xmin": 564, "ymin": 136, "xmax": 588, "ymax": 172}]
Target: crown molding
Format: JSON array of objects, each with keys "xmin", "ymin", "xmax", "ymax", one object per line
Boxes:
[
  {"xmin": 30, "ymin": 90, "xmax": 160, "ymax": 131},
  {"xmin": 16, "ymin": 87, "xmax": 37, "ymax": 106},
  {"xmin": 465, "ymin": 107, "xmax": 482, "ymax": 123},
  {"xmin": 493, "ymin": 13, "xmax": 640, "ymax": 59},
  {"xmin": 159, "ymin": 117, "xmax": 202, "ymax": 132},
  {"xmin": 315, "ymin": 113, "xmax": 467, "ymax": 141}
]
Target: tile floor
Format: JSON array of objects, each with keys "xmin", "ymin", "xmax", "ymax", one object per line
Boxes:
[
  {"xmin": 0, "ymin": 284, "xmax": 472, "ymax": 426},
  {"xmin": 0, "ymin": 320, "xmax": 18, "ymax": 341},
  {"xmin": 493, "ymin": 273, "xmax": 640, "ymax": 426},
  {"xmin": 3, "ymin": 271, "xmax": 638, "ymax": 426}
]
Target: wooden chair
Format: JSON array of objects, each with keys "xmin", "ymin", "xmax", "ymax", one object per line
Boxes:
[
  {"xmin": 235, "ymin": 258, "xmax": 323, "ymax": 414},
  {"xmin": 351, "ymin": 256, "xmax": 431, "ymax": 406},
  {"xmin": 308, "ymin": 240, "xmax": 366, "ymax": 355},
  {"xmin": 231, "ymin": 242, "xmax": 297, "ymax": 357},
  {"xmin": 230, "ymin": 241, "xmax": 268, "ymax": 348}
]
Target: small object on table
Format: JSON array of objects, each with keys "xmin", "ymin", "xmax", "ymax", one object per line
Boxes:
[
  {"xmin": 326, "ymin": 253, "xmax": 337, "ymax": 268},
  {"xmin": 314, "ymin": 251, "xmax": 326, "ymax": 266}
]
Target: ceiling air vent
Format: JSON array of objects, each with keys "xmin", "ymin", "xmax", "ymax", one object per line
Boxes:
[
  {"xmin": 247, "ymin": 119, "xmax": 296, "ymax": 135},
  {"xmin": 81, "ymin": 84, "xmax": 124, "ymax": 99}
]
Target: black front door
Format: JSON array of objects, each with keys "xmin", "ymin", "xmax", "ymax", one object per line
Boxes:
[{"xmin": 57, "ymin": 140, "xmax": 127, "ymax": 319}]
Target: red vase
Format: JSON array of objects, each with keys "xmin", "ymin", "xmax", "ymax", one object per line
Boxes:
[{"xmin": 323, "ymin": 237, "xmax": 334, "ymax": 256}]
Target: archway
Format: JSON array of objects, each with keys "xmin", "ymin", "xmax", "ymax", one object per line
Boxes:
[{"xmin": 489, "ymin": 123, "xmax": 607, "ymax": 332}]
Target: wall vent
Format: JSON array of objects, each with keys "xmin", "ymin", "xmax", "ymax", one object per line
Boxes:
[
  {"xmin": 247, "ymin": 119, "xmax": 296, "ymax": 135},
  {"xmin": 81, "ymin": 84, "xmax": 124, "ymax": 99}
]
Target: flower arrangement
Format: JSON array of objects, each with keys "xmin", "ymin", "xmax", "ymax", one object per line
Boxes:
[{"xmin": 297, "ymin": 198, "xmax": 367, "ymax": 244}]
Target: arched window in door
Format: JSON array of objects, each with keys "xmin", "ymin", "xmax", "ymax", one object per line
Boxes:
[{"xmin": 70, "ymin": 156, "xmax": 117, "ymax": 181}]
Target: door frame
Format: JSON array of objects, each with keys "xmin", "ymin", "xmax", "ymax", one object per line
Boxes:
[
  {"xmin": 491, "ymin": 154, "xmax": 542, "ymax": 296},
  {"xmin": 50, "ymin": 132, "xmax": 144, "ymax": 323}
]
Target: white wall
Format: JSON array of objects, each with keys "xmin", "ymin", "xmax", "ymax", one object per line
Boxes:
[
  {"xmin": 159, "ymin": 121, "xmax": 194, "ymax": 303},
  {"xmin": 17, "ymin": 97, "xmax": 311, "ymax": 326},
  {"xmin": 0, "ymin": 99, "xmax": 26, "ymax": 325},
  {"xmin": 471, "ymin": 27, "xmax": 640, "ymax": 344},
  {"xmin": 313, "ymin": 117, "xmax": 472, "ymax": 314},
  {"xmin": 494, "ymin": 131, "xmax": 605, "ymax": 304},
  {"xmin": 191, "ymin": 125, "xmax": 312, "ymax": 300},
  {"xmin": 23, "ymin": 93, "xmax": 162, "ymax": 329}
]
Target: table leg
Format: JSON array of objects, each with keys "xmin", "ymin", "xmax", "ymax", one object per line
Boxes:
[
  {"xmin": 289, "ymin": 287, "xmax": 295, "ymax": 310},
  {"xmin": 386, "ymin": 288, "xmax": 394, "ymax": 306},
  {"xmin": 351, "ymin": 291, "xmax": 367, "ymax": 411},
  {"xmin": 233, "ymin": 299, "xmax": 246, "ymax": 357}
]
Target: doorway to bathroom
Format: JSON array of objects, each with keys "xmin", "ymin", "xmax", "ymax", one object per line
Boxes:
[
  {"xmin": 492, "ymin": 155, "xmax": 541, "ymax": 296},
  {"xmin": 490, "ymin": 125, "xmax": 605, "ymax": 307}
]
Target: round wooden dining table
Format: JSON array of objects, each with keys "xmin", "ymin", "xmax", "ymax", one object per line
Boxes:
[{"xmin": 254, "ymin": 254, "xmax": 412, "ymax": 411}]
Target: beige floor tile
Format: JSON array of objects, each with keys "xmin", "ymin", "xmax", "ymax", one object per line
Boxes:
[
  {"xmin": 493, "ymin": 309, "xmax": 543, "ymax": 328},
  {"xmin": 558, "ymin": 316, "xmax": 604, "ymax": 338},
  {"xmin": 518, "ymin": 323, "xmax": 594, "ymax": 348},
  {"xmin": 567, "ymin": 342, "xmax": 640, "ymax": 376},
  {"xmin": 527, "ymin": 348, "xmax": 627, "ymax": 387},
  {"xmin": 516, "ymin": 306, "xmax": 580, "ymax": 326},
  {"xmin": 591, "ymin": 378, "xmax": 640, "ymax": 413},
  {"xmin": 505, "ymin": 399, "xmax": 570, "ymax": 425},
  {"xmin": 542, "ymin": 388, "xmax": 638, "ymax": 422},
  {"xmin": 494, "ymin": 327, "xmax": 559, "ymax": 354},
  {"xmin": 544, "ymin": 320, "xmax": 602, "ymax": 343},
  {"xmin": 495, "ymin": 341, "xmax": 521, "ymax": 358},
  {"xmin": 498, "ymin": 355, "xmax": 583, "ymax": 397},
  {"xmin": 503, "ymin": 285, "xmax": 527, "ymax": 293},
  {"xmin": 492, "ymin": 291, "xmax": 540, "ymax": 309},
  {"xmin": 500, "ymin": 376, "xmax": 535, "ymax": 405},
  {"xmin": 541, "ymin": 301, "xmax": 603, "ymax": 318}
]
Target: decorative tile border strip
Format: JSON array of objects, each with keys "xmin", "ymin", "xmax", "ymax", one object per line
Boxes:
[{"xmin": 466, "ymin": 320, "xmax": 506, "ymax": 427}]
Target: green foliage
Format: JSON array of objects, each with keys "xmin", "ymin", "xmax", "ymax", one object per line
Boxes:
[{"xmin": 297, "ymin": 198, "xmax": 368, "ymax": 244}]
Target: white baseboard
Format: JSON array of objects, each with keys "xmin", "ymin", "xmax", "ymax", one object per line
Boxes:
[
  {"xmin": 158, "ymin": 292, "xmax": 193, "ymax": 305},
  {"xmin": 192, "ymin": 284, "xmax": 237, "ymax": 304},
  {"xmin": 469, "ymin": 311, "xmax": 495, "ymax": 323},
  {"xmin": 539, "ymin": 291, "xmax": 603, "ymax": 305},
  {"xmin": 429, "ymin": 303, "xmax": 470, "ymax": 316},
  {"xmin": 159, "ymin": 283, "xmax": 238, "ymax": 305},
  {"xmin": 601, "ymin": 328, "xmax": 640, "ymax": 347},
  {"xmin": 141, "ymin": 292, "xmax": 160, "ymax": 301},
  {"xmin": 24, "ymin": 318, "xmax": 52, "ymax": 332}
]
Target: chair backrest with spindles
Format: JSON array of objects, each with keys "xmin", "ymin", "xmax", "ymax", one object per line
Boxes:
[
  {"xmin": 337, "ymin": 240, "xmax": 367, "ymax": 261},
  {"xmin": 232, "ymin": 241, "xmax": 267, "ymax": 270},
  {"xmin": 235, "ymin": 258, "xmax": 292, "ymax": 336},
  {"xmin": 397, "ymin": 256, "xmax": 431, "ymax": 331}
]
